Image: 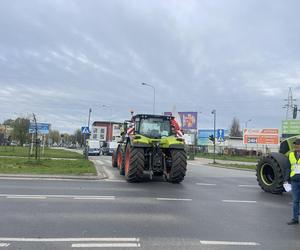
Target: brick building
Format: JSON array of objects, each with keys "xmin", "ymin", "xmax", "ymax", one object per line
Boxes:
[{"xmin": 91, "ymin": 121, "xmax": 122, "ymax": 142}]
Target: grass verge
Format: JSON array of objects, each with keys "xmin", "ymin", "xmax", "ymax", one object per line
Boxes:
[
  {"xmin": 196, "ymin": 153, "xmax": 259, "ymax": 163},
  {"xmin": 0, "ymin": 146, "xmax": 83, "ymax": 159},
  {"xmin": 0, "ymin": 158, "xmax": 96, "ymax": 175}
]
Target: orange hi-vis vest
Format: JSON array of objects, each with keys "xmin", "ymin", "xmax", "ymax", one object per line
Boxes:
[{"xmin": 289, "ymin": 152, "xmax": 300, "ymax": 178}]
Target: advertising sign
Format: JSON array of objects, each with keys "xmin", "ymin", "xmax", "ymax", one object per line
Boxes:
[
  {"xmin": 180, "ymin": 112, "xmax": 197, "ymax": 130},
  {"xmin": 29, "ymin": 123, "xmax": 50, "ymax": 134},
  {"xmin": 198, "ymin": 129, "xmax": 228, "ymax": 145},
  {"xmin": 282, "ymin": 120, "xmax": 300, "ymax": 135},
  {"xmin": 164, "ymin": 112, "xmax": 198, "ymax": 130},
  {"xmin": 243, "ymin": 128, "xmax": 279, "ymax": 145},
  {"xmin": 198, "ymin": 129, "xmax": 214, "ymax": 145}
]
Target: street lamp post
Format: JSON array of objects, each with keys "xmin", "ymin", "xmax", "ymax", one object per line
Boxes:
[
  {"xmin": 84, "ymin": 108, "xmax": 92, "ymax": 159},
  {"xmin": 245, "ymin": 118, "xmax": 252, "ymax": 129},
  {"xmin": 211, "ymin": 109, "xmax": 216, "ymax": 164},
  {"xmin": 141, "ymin": 82, "xmax": 155, "ymax": 114}
]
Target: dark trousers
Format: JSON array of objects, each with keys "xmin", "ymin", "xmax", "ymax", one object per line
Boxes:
[{"xmin": 291, "ymin": 181, "xmax": 300, "ymax": 220}]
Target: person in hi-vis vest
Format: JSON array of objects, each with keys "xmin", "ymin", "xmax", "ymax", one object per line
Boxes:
[{"xmin": 285, "ymin": 138, "xmax": 300, "ymax": 225}]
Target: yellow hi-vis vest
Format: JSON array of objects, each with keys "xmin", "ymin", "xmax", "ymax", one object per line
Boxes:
[{"xmin": 289, "ymin": 152, "xmax": 300, "ymax": 177}]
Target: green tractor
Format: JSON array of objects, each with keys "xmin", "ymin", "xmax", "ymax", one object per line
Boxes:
[
  {"xmin": 256, "ymin": 135, "xmax": 300, "ymax": 194},
  {"xmin": 112, "ymin": 114, "xmax": 187, "ymax": 183}
]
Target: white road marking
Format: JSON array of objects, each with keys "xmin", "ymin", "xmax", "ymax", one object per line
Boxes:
[
  {"xmin": 196, "ymin": 183, "xmax": 216, "ymax": 186},
  {"xmin": 0, "ymin": 194, "xmax": 115, "ymax": 200},
  {"xmin": 200, "ymin": 240, "xmax": 260, "ymax": 246},
  {"xmin": 6, "ymin": 195, "xmax": 46, "ymax": 199},
  {"xmin": 0, "ymin": 238, "xmax": 139, "ymax": 242},
  {"xmin": 73, "ymin": 197, "xmax": 115, "ymax": 200},
  {"xmin": 0, "ymin": 243, "xmax": 9, "ymax": 247},
  {"xmin": 96, "ymin": 160, "xmax": 104, "ymax": 165},
  {"xmin": 222, "ymin": 200, "xmax": 257, "ymax": 203},
  {"xmin": 238, "ymin": 185, "xmax": 259, "ymax": 188},
  {"xmin": 188, "ymin": 161, "xmax": 200, "ymax": 165},
  {"xmin": 104, "ymin": 179, "xmax": 127, "ymax": 183},
  {"xmin": 104, "ymin": 160, "xmax": 111, "ymax": 164},
  {"xmin": 72, "ymin": 243, "xmax": 140, "ymax": 248},
  {"xmin": 156, "ymin": 198, "xmax": 192, "ymax": 201}
]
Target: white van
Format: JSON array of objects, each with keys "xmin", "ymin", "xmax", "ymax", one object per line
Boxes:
[{"xmin": 87, "ymin": 140, "xmax": 101, "ymax": 156}]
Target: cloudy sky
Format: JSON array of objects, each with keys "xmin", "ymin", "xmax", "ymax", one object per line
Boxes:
[{"xmin": 0, "ymin": 0, "xmax": 299, "ymax": 133}]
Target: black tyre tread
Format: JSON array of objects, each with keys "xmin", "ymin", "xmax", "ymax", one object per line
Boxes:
[
  {"xmin": 256, "ymin": 155, "xmax": 284, "ymax": 194},
  {"xmin": 126, "ymin": 147, "xmax": 144, "ymax": 182},
  {"xmin": 112, "ymin": 151, "xmax": 117, "ymax": 168},
  {"xmin": 118, "ymin": 148, "xmax": 125, "ymax": 176},
  {"xmin": 168, "ymin": 149, "xmax": 187, "ymax": 183}
]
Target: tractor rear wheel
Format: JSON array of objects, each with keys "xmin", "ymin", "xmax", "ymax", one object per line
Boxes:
[
  {"xmin": 125, "ymin": 145, "xmax": 144, "ymax": 182},
  {"xmin": 117, "ymin": 147, "xmax": 125, "ymax": 175},
  {"xmin": 167, "ymin": 149, "xmax": 187, "ymax": 183},
  {"xmin": 256, "ymin": 155, "xmax": 285, "ymax": 194}
]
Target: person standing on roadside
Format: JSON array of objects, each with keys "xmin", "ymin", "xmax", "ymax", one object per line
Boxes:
[{"xmin": 285, "ymin": 138, "xmax": 300, "ymax": 225}]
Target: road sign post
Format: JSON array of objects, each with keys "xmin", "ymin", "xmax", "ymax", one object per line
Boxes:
[{"xmin": 81, "ymin": 127, "xmax": 90, "ymax": 159}]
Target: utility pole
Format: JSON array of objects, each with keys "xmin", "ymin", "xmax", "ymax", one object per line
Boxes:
[
  {"xmin": 283, "ymin": 87, "xmax": 296, "ymax": 120},
  {"xmin": 211, "ymin": 109, "xmax": 216, "ymax": 164}
]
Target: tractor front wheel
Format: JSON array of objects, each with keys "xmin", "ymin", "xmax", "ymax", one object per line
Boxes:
[{"xmin": 125, "ymin": 145, "xmax": 144, "ymax": 182}]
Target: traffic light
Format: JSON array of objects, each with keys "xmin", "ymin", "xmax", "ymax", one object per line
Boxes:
[
  {"xmin": 209, "ymin": 134, "xmax": 214, "ymax": 142},
  {"xmin": 293, "ymin": 105, "xmax": 298, "ymax": 119}
]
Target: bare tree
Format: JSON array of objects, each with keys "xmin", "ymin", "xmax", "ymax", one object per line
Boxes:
[
  {"xmin": 229, "ymin": 117, "xmax": 242, "ymax": 137},
  {"xmin": 49, "ymin": 130, "xmax": 60, "ymax": 145},
  {"xmin": 12, "ymin": 117, "xmax": 30, "ymax": 145}
]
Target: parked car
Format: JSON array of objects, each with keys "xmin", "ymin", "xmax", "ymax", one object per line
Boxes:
[{"xmin": 101, "ymin": 141, "xmax": 118, "ymax": 155}]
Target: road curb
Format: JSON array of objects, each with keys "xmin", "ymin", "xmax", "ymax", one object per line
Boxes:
[{"xmin": 0, "ymin": 174, "xmax": 107, "ymax": 180}]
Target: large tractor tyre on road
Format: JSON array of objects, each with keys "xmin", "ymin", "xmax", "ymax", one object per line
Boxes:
[
  {"xmin": 112, "ymin": 151, "xmax": 118, "ymax": 168},
  {"xmin": 125, "ymin": 145, "xmax": 144, "ymax": 182},
  {"xmin": 117, "ymin": 147, "xmax": 125, "ymax": 176},
  {"xmin": 167, "ymin": 149, "xmax": 187, "ymax": 183},
  {"xmin": 256, "ymin": 153, "xmax": 288, "ymax": 194}
]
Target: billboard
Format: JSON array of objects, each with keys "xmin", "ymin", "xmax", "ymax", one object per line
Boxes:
[
  {"xmin": 164, "ymin": 112, "xmax": 198, "ymax": 130},
  {"xmin": 198, "ymin": 129, "xmax": 228, "ymax": 145},
  {"xmin": 243, "ymin": 128, "xmax": 279, "ymax": 145},
  {"xmin": 198, "ymin": 129, "xmax": 214, "ymax": 145}
]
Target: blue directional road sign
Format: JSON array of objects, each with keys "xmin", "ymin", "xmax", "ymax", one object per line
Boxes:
[
  {"xmin": 29, "ymin": 123, "xmax": 50, "ymax": 134},
  {"xmin": 81, "ymin": 126, "xmax": 90, "ymax": 134},
  {"xmin": 217, "ymin": 129, "xmax": 225, "ymax": 142}
]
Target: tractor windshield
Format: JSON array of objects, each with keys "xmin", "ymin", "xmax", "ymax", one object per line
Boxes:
[{"xmin": 139, "ymin": 117, "xmax": 171, "ymax": 138}]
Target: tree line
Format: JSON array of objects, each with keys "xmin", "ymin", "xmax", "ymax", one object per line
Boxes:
[{"xmin": 1, "ymin": 117, "xmax": 85, "ymax": 147}]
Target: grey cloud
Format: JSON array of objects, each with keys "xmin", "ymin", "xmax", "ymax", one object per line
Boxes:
[{"xmin": 0, "ymin": 0, "xmax": 300, "ymax": 132}]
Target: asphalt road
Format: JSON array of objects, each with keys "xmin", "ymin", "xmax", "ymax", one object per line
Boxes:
[{"xmin": 0, "ymin": 156, "xmax": 299, "ymax": 249}]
